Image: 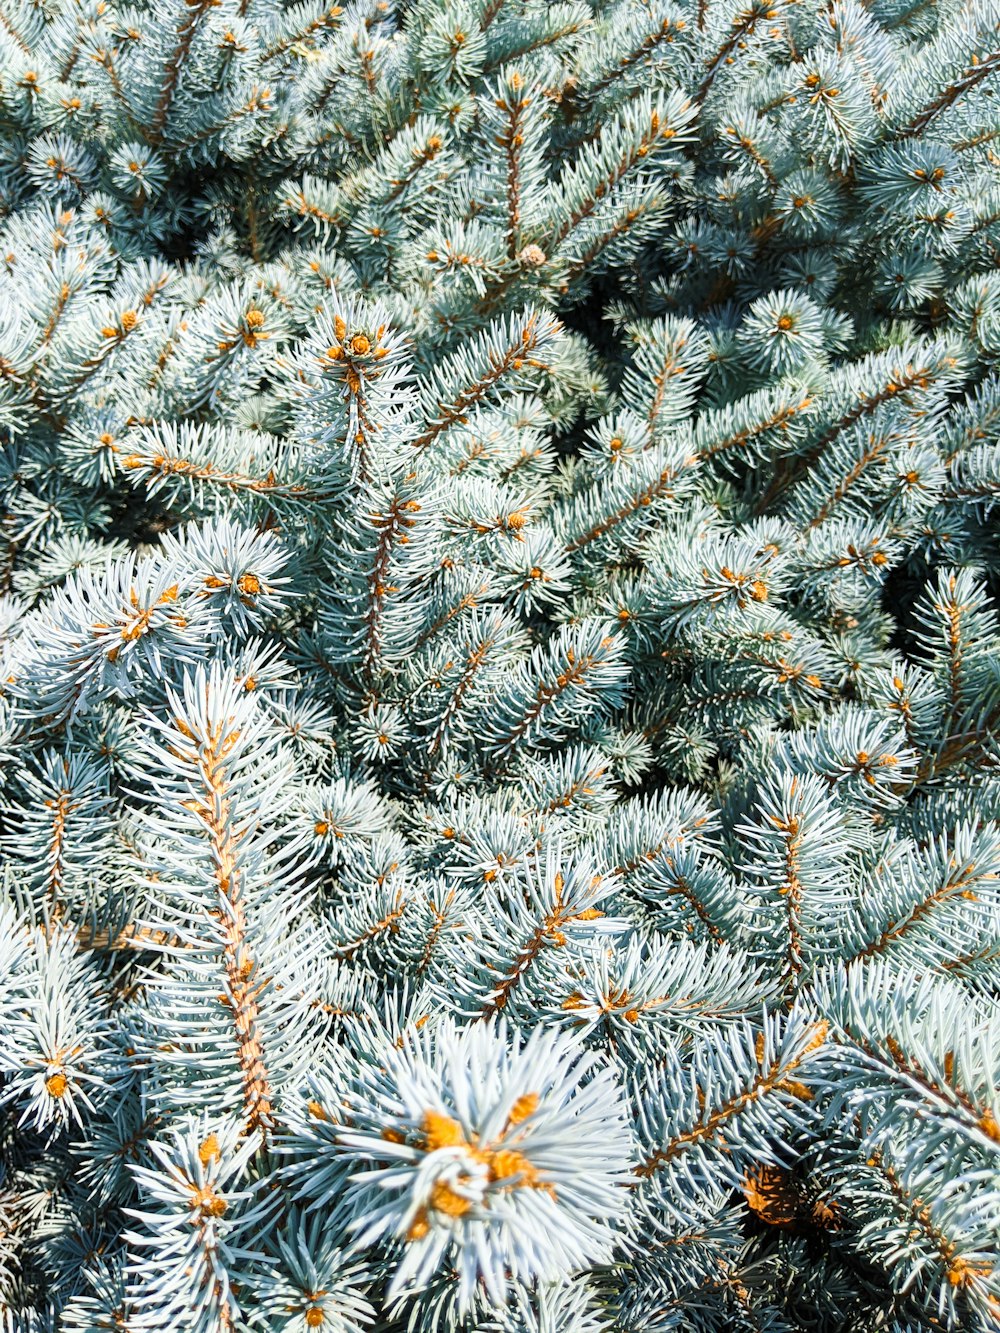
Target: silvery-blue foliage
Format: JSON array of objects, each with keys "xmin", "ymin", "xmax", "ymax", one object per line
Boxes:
[{"xmin": 1, "ymin": 0, "xmax": 1000, "ymax": 1329}]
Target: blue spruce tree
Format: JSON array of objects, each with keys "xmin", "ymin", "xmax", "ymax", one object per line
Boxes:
[{"xmin": 1, "ymin": 0, "xmax": 1000, "ymax": 1328}]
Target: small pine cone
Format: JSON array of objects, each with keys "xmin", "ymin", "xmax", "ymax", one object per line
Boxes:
[{"xmin": 518, "ymin": 244, "xmax": 547, "ymax": 268}]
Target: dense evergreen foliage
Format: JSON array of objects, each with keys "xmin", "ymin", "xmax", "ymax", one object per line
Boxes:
[{"xmin": 1, "ymin": 0, "xmax": 1000, "ymax": 1328}]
